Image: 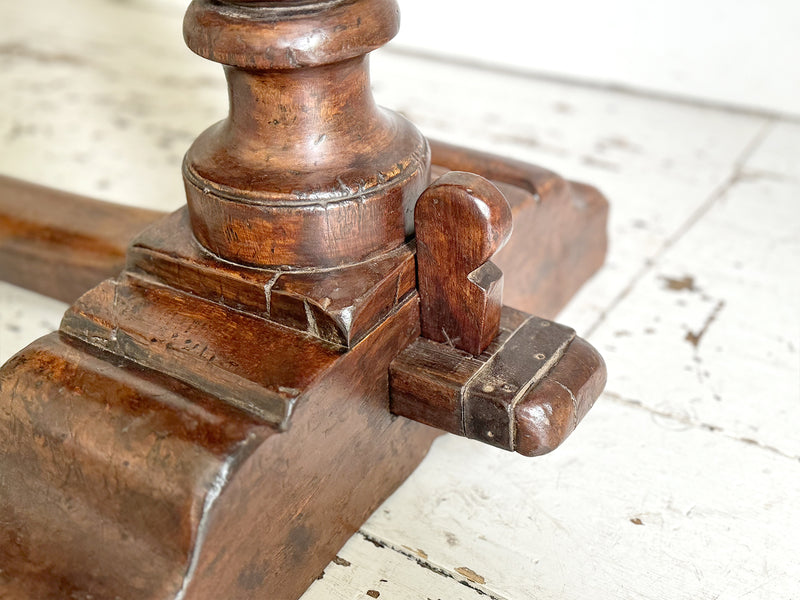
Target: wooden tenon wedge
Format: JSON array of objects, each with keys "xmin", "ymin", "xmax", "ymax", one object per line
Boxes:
[{"xmin": 0, "ymin": 1, "xmax": 608, "ymax": 599}]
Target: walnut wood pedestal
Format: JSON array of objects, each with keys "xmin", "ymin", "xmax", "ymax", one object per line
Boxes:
[{"xmin": 0, "ymin": 1, "xmax": 608, "ymax": 599}]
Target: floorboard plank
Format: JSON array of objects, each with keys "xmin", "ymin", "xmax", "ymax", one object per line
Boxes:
[
  {"xmin": 357, "ymin": 401, "xmax": 800, "ymax": 600},
  {"xmin": 302, "ymin": 533, "xmax": 496, "ymax": 600},
  {"xmin": 589, "ymin": 122, "xmax": 800, "ymax": 458}
]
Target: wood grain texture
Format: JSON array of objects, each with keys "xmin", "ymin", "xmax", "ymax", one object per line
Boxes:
[
  {"xmin": 61, "ymin": 275, "xmax": 344, "ymax": 427},
  {"xmin": 178, "ymin": 297, "xmax": 439, "ymax": 600},
  {"xmin": 0, "ymin": 291, "xmax": 439, "ymax": 600},
  {"xmin": 184, "ymin": 0, "xmax": 400, "ymax": 70},
  {"xmin": 415, "ymin": 171, "xmax": 512, "ymax": 355},
  {"xmin": 429, "ymin": 140, "xmax": 609, "ymax": 319},
  {"xmin": 0, "ymin": 332, "xmax": 273, "ymax": 599},
  {"xmin": 127, "ymin": 209, "xmax": 418, "ymax": 347},
  {"xmin": 182, "ymin": 0, "xmax": 430, "ymax": 268},
  {"xmin": 391, "ymin": 308, "xmax": 606, "ymax": 456},
  {"xmin": 0, "ymin": 175, "xmax": 161, "ymax": 303}
]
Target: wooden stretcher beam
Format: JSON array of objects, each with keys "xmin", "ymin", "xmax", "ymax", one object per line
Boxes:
[{"xmin": 0, "ymin": 174, "xmax": 162, "ymax": 302}]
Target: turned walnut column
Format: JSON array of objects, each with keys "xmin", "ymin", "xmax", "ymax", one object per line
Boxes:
[{"xmin": 182, "ymin": 0, "xmax": 430, "ymax": 268}]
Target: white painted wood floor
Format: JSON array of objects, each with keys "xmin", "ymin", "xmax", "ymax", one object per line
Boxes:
[{"xmin": 1, "ymin": 2, "xmax": 799, "ymax": 599}]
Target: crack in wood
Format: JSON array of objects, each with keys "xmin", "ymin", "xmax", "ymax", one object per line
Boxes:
[
  {"xmin": 684, "ymin": 300, "xmax": 725, "ymax": 348},
  {"xmin": 357, "ymin": 531, "xmax": 509, "ymax": 600},
  {"xmin": 584, "ymin": 118, "xmax": 776, "ymax": 339},
  {"xmin": 603, "ymin": 390, "xmax": 800, "ymax": 462}
]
